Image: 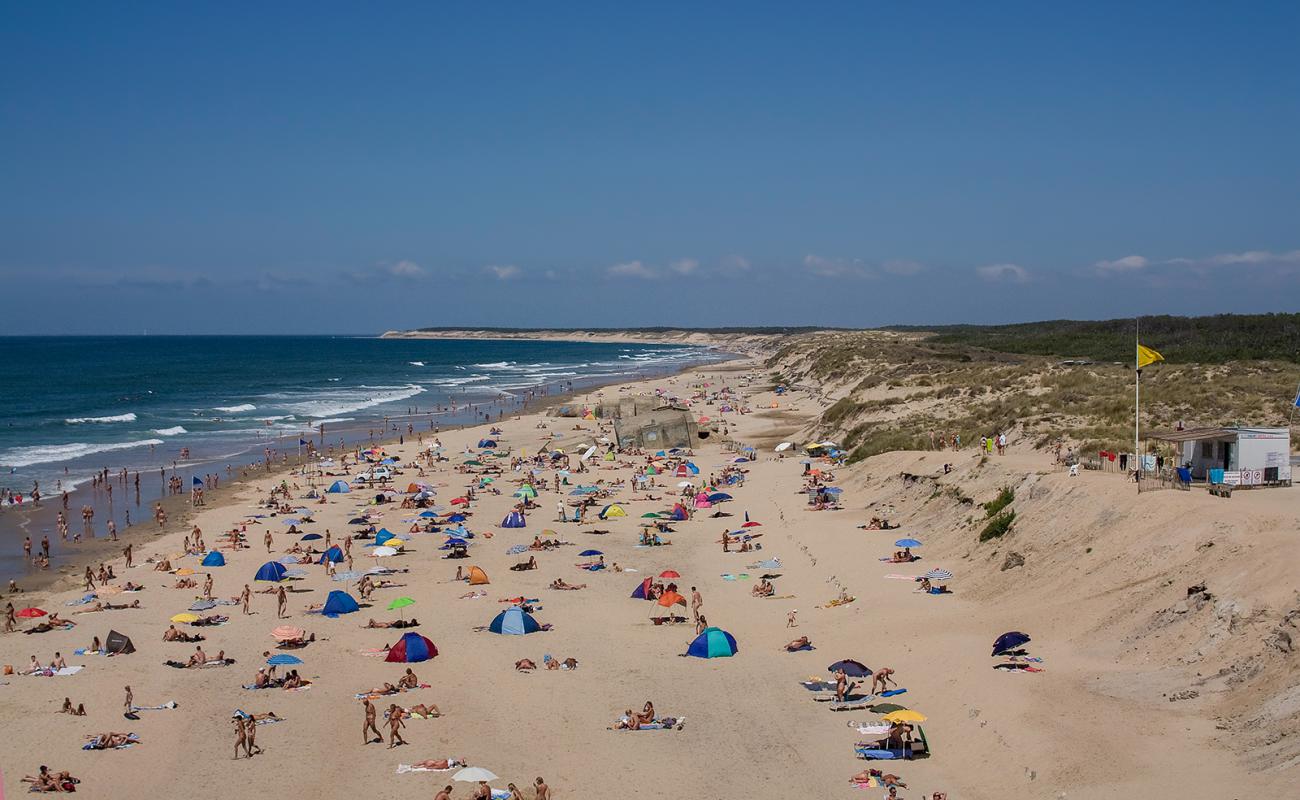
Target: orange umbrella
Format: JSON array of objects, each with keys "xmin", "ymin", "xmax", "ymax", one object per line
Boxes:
[
  {"xmin": 657, "ymin": 591, "xmax": 686, "ymax": 608},
  {"xmin": 659, "ymin": 570, "xmax": 681, "ymax": 579},
  {"xmin": 271, "ymin": 625, "xmax": 305, "ymax": 641}
]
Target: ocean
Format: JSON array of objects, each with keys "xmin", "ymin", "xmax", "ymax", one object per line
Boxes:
[{"xmin": 0, "ymin": 335, "xmax": 722, "ymax": 578}]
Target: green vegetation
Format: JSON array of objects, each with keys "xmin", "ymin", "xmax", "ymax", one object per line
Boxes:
[
  {"xmin": 979, "ymin": 510, "xmax": 1016, "ymax": 542},
  {"xmin": 887, "ymin": 313, "xmax": 1300, "ymax": 365},
  {"xmin": 983, "ymin": 486, "xmax": 1015, "ymax": 516}
]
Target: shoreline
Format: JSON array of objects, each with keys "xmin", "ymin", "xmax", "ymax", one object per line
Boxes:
[{"xmin": 2, "ymin": 350, "xmax": 743, "ymax": 594}]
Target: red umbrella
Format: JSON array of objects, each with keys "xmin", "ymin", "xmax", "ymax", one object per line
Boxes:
[
  {"xmin": 741, "ymin": 522, "xmax": 762, "ymax": 527},
  {"xmin": 449, "ymin": 497, "xmax": 470, "ymax": 506},
  {"xmin": 16, "ymin": 607, "xmax": 47, "ymax": 618},
  {"xmin": 659, "ymin": 570, "xmax": 681, "ymax": 579}
]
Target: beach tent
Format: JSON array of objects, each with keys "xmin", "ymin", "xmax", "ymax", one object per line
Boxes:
[
  {"xmin": 254, "ymin": 561, "xmax": 288, "ymax": 582},
  {"xmin": 489, "ymin": 606, "xmax": 541, "ymax": 635},
  {"xmin": 598, "ymin": 504, "xmax": 627, "ymax": 519},
  {"xmin": 467, "ymin": 565, "xmax": 490, "ymax": 585},
  {"xmin": 992, "ymin": 631, "xmax": 1031, "ymax": 656},
  {"xmin": 317, "ymin": 545, "xmax": 345, "ymax": 564},
  {"xmin": 385, "ymin": 632, "xmax": 438, "ymax": 663},
  {"xmin": 630, "ymin": 577, "xmax": 653, "ymax": 600},
  {"xmin": 669, "ymin": 504, "xmax": 689, "ymax": 521},
  {"xmin": 501, "ymin": 511, "xmax": 526, "ymax": 528},
  {"xmin": 322, "ymin": 590, "xmax": 360, "ymax": 617},
  {"xmin": 105, "ymin": 629, "xmax": 135, "ymax": 655},
  {"xmin": 687, "ymin": 627, "xmax": 738, "ymax": 659},
  {"xmin": 200, "ymin": 551, "xmax": 226, "ymax": 567},
  {"xmin": 374, "ymin": 529, "xmax": 396, "ymax": 545},
  {"xmin": 693, "ymin": 495, "xmax": 712, "ymax": 509},
  {"xmin": 477, "ymin": 439, "xmax": 497, "ymax": 448},
  {"xmin": 326, "ymin": 480, "xmax": 351, "ymax": 493}
]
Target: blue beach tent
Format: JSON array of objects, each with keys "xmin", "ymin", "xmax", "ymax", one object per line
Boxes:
[
  {"xmin": 489, "ymin": 606, "xmax": 541, "ymax": 635},
  {"xmin": 254, "ymin": 561, "xmax": 287, "ymax": 582},
  {"xmin": 326, "ymin": 480, "xmax": 351, "ymax": 493},
  {"xmin": 322, "ymin": 590, "xmax": 360, "ymax": 617},
  {"xmin": 201, "ymin": 551, "xmax": 226, "ymax": 567}
]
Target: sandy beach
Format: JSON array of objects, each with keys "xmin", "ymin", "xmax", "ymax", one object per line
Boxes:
[{"xmin": 2, "ymin": 353, "xmax": 1296, "ymax": 799}]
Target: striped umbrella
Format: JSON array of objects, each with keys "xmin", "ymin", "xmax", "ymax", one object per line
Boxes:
[{"xmin": 923, "ymin": 569, "xmax": 953, "ymax": 580}]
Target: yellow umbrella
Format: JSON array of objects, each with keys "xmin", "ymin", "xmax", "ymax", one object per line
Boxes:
[
  {"xmin": 386, "ymin": 539, "xmax": 406, "ymax": 549},
  {"xmin": 882, "ymin": 710, "xmax": 927, "ymax": 723},
  {"xmin": 176, "ymin": 568, "xmax": 196, "ymax": 576},
  {"xmin": 170, "ymin": 612, "xmax": 199, "ymax": 623}
]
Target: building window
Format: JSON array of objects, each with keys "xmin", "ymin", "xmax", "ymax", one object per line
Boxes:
[{"xmin": 1201, "ymin": 442, "xmax": 1213, "ymax": 458}]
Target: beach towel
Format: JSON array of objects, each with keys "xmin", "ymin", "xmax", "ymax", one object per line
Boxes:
[
  {"xmin": 130, "ymin": 702, "xmax": 178, "ymax": 711},
  {"xmin": 66, "ymin": 593, "xmax": 98, "ymax": 606},
  {"xmin": 854, "ymin": 748, "xmax": 898, "ymax": 760},
  {"xmin": 830, "ymin": 699, "xmax": 875, "ymax": 711},
  {"xmin": 395, "ymin": 762, "xmax": 461, "ymax": 774},
  {"xmin": 73, "ymin": 649, "xmax": 108, "ymax": 656},
  {"xmin": 849, "ymin": 723, "xmax": 893, "ymax": 736},
  {"xmin": 880, "ymin": 688, "xmax": 907, "ymax": 697},
  {"xmin": 32, "ymin": 666, "xmax": 84, "ymax": 677}
]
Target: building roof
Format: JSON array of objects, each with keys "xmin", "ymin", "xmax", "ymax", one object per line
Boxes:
[{"xmin": 1146, "ymin": 426, "xmax": 1288, "ymax": 443}]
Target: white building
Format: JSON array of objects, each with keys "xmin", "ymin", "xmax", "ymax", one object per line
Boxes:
[{"xmin": 1152, "ymin": 426, "xmax": 1292, "ymax": 486}]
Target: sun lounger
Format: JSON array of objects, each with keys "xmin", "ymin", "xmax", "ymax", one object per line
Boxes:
[{"xmin": 829, "ymin": 698, "xmax": 876, "ymax": 711}]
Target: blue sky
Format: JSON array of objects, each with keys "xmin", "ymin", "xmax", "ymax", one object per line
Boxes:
[{"xmin": 2, "ymin": 2, "xmax": 1298, "ymax": 334}]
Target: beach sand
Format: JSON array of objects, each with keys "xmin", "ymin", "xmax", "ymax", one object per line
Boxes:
[{"xmin": 2, "ymin": 356, "xmax": 1295, "ymax": 799}]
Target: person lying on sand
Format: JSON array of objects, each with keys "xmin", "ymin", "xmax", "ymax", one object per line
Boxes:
[
  {"xmin": 191, "ymin": 614, "xmax": 228, "ymax": 626},
  {"xmin": 362, "ymin": 682, "xmax": 401, "ymax": 695},
  {"xmin": 406, "ymin": 703, "xmax": 442, "ymax": 718},
  {"xmin": 363, "ymin": 617, "xmax": 420, "ymax": 629},
  {"xmin": 22, "ymin": 767, "xmax": 79, "ymax": 793},
  {"xmin": 84, "ymin": 732, "xmax": 137, "ymax": 749},
  {"xmin": 784, "ymin": 636, "xmax": 812, "ymax": 651},
  {"xmin": 173, "ymin": 577, "xmax": 198, "ymax": 589},
  {"xmin": 849, "ymin": 770, "xmax": 906, "ymax": 788},
  {"xmin": 549, "ymin": 578, "xmax": 586, "ymax": 590},
  {"xmin": 411, "ymin": 758, "xmax": 464, "ymax": 770},
  {"xmin": 515, "ymin": 659, "xmax": 537, "ymax": 671}
]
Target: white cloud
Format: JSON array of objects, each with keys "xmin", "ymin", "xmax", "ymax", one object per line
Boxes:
[
  {"xmin": 484, "ymin": 264, "xmax": 521, "ymax": 281},
  {"xmin": 975, "ymin": 263, "xmax": 1030, "ymax": 283},
  {"xmin": 882, "ymin": 259, "xmax": 924, "ymax": 276},
  {"xmin": 802, "ymin": 254, "xmax": 871, "ymax": 278},
  {"xmin": 1094, "ymin": 255, "xmax": 1149, "ymax": 272},
  {"xmin": 1208, "ymin": 249, "xmax": 1300, "ymax": 266},
  {"xmin": 720, "ymin": 254, "xmax": 752, "ymax": 273},
  {"xmin": 668, "ymin": 258, "xmax": 699, "ymax": 276},
  {"xmin": 386, "ymin": 259, "xmax": 425, "ymax": 278},
  {"xmin": 606, "ymin": 260, "xmax": 658, "ymax": 279}
]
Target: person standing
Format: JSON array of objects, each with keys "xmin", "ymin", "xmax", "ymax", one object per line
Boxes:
[
  {"xmin": 241, "ymin": 584, "xmax": 252, "ymax": 615},
  {"xmin": 362, "ymin": 697, "xmax": 382, "ymax": 744}
]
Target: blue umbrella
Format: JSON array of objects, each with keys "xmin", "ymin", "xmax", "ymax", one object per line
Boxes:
[
  {"xmin": 301, "ymin": 533, "xmax": 323, "ymax": 541},
  {"xmin": 579, "ymin": 549, "xmax": 603, "ymax": 557},
  {"xmin": 992, "ymin": 631, "xmax": 1031, "ymax": 656},
  {"xmin": 894, "ymin": 538, "xmax": 922, "ymax": 548},
  {"xmin": 418, "ymin": 511, "xmax": 437, "ymax": 518},
  {"xmin": 827, "ymin": 659, "xmax": 871, "ymax": 677},
  {"xmin": 267, "ymin": 653, "xmax": 303, "ymax": 665}
]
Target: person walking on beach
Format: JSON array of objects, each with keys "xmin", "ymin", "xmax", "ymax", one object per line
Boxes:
[
  {"xmin": 123, "ymin": 686, "xmax": 133, "ymax": 714},
  {"xmin": 203, "ymin": 573, "xmax": 214, "ymax": 601},
  {"xmin": 276, "ymin": 585, "xmax": 287, "ymax": 619},
  {"xmin": 690, "ymin": 586, "xmax": 702, "ymax": 621},
  {"xmin": 387, "ymin": 704, "xmax": 407, "ymax": 748},
  {"xmin": 241, "ymin": 584, "xmax": 252, "ymax": 615},
  {"xmin": 362, "ymin": 697, "xmax": 382, "ymax": 744},
  {"xmin": 123, "ymin": 543, "xmax": 132, "ymax": 568},
  {"xmin": 233, "ymin": 716, "xmax": 248, "ymax": 759},
  {"xmin": 535, "ymin": 776, "xmax": 550, "ymax": 800},
  {"xmin": 245, "ymin": 713, "xmax": 260, "ymax": 757},
  {"xmin": 264, "ymin": 530, "xmax": 273, "ymax": 553}
]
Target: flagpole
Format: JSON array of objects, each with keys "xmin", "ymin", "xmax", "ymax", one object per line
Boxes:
[{"xmin": 1135, "ymin": 317, "xmax": 1141, "ymax": 491}]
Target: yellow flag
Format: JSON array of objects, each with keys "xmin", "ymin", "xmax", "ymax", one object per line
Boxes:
[{"xmin": 1137, "ymin": 343, "xmax": 1164, "ymax": 368}]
